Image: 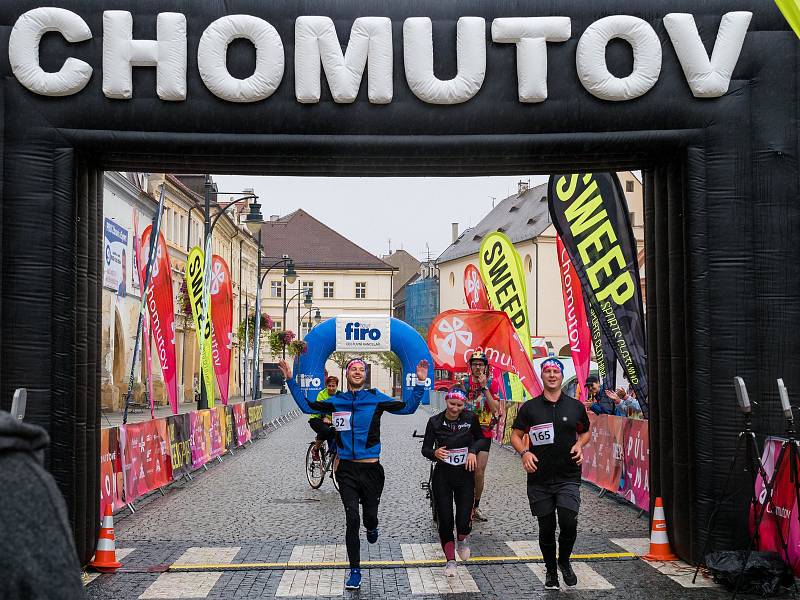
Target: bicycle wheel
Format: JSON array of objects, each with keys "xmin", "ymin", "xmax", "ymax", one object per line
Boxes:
[
  {"xmin": 331, "ymin": 462, "xmax": 340, "ymax": 491},
  {"xmin": 306, "ymin": 443, "xmax": 325, "ymax": 489}
]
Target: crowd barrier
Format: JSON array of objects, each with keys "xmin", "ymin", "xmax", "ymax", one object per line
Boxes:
[
  {"xmin": 428, "ymin": 391, "xmax": 650, "ymax": 512},
  {"xmin": 751, "ymin": 437, "xmax": 800, "ymax": 575},
  {"xmin": 99, "ymin": 395, "xmax": 299, "ymax": 519}
]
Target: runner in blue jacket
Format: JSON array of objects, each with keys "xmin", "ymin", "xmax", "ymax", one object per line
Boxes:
[{"xmin": 278, "ymin": 356, "xmax": 429, "ymax": 590}]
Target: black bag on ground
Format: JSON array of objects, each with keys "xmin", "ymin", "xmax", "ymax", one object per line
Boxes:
[{"xmin": 705, "ymin": 551, "xmax": 795, "ymax": 596}]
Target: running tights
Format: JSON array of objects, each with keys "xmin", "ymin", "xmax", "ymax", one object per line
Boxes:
[
  {"xmin": 432, "ymin": 464, "xmax": 474, "ymax": 560},
  {"xmin": 336, "ymin": 461, "xmax": 385, "ymax": 568},
  {"xmin": 537, "ymin": 507, "xmax": 578, "ymax": 569}
]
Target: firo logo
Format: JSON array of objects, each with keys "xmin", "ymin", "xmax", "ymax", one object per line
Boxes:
[
  {"xmin": 406, "ymin": 373, "xmax": 431, "ymax": 387},
  {"xmin": 299, "ymin": 374, "xmax": 321, "ymax": 388},
  {"xmin": 344, "ymin": 322, "xmax": 381, "ymax": 341}
]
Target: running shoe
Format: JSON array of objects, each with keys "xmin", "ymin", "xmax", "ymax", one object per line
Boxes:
[
  {"xmin": 456, "ymin": 538, "xmax": 471, "ymax": 561},
  {"xmin": 472, "ymin": 508, "xmax": 488, "ymax": 522},
  {"xmin": 345, "ymin": 568, "xmax": 362, "ymax": 590},
  {"xmin": 544, "ymin": 568, "xmax": 559, "ymax": 590},
  {"xmin": 444, "ymin": 560, "xmax": 458, "ymax": 577},
  {"xmin": 366, "ymin": 528, "xmax": 379, "ymax": 543},
  {"xmin": 558, "ymin": 561, "xmax": 577, "ymax": 587}
]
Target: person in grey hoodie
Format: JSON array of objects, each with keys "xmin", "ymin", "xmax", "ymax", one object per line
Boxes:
[{"xmin": 0, "ymin": 410, "xmax": 86, "ymax": 600}]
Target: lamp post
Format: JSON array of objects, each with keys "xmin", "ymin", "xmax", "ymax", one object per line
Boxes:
[
  {"xmin": 253, "ymin": 231, "xmax": 296, "ymax": 400},
  {"xmin": 282, "ymin": 286, "xmax": 312, "ymax": 358},
  {"xmin": 300, "ymin": 307, "xmax": 322, "ymax": 338},
  {"xmin": 197, "ymin": 174, "xmax": 264, "ymax": 409}
]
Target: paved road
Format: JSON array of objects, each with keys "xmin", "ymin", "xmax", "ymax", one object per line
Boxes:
[{"xmin": 84, "ymin": 406, "xmax": 767, "ymax": 599}]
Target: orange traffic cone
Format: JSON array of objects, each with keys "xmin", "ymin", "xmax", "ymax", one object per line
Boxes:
[
  {"xmin": 90, "ymin": 505, "xmax": 122, "ymax": 572},
  {"xmin": 643, "ymin": 497, "xmax": 679, "ymax": 561}
]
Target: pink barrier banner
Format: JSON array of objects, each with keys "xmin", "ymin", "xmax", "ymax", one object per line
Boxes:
[
  {"xmin": 119, "ymin": 420, "xmax": 172, "ymax": 502},
  {"xmin": 233, "ymin": 403, "xmax": 251, "ymax": 445},
  {"xmin": 209, "ymin": 406, "xmax": 226, "ymax": 459},
  {"xmin": 620, "ymin": 419, "xmax": 650, "ymax": 510},
  {"xmin": 751, "ymin": 437, "xmax": 800, "ymax": 576},
  {"xmin": 582, "ymin": 414, "xmax": 625, "ymax": 492},
  {"xmin": 190, "ymin": 410, "xmax": 212, "ymax": 469},
  {"xmin": 100, "ymin": 428, "xmax": 124, "ymax": 517}
]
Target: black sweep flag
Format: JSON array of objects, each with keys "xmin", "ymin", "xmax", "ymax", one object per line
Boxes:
[{"xmin": 549, "ymin": 173, "xmax": 648, "ymax": 414}]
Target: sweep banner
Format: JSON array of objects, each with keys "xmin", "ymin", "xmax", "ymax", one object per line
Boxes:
[
  {"xmin": 140, "ymin": 226, "xmax": 179, "ymax": 414},
  {"xmin": 479, "ymin": 232, "xmax": 531, "ymax": 401},
  {"xmin": 187, "ymin": 246, "xmax": 215, "ymax": 407},
  {"xmin": 557, "ymin": 236, "xmax": 591, "ymax": 399},
  {"xmin": 548, "ymin": 173, "xmax": 648, "ymax": 413},
  {"xmin": 210, "ymin": 255, "xmax": 233, "ymax": 405}
]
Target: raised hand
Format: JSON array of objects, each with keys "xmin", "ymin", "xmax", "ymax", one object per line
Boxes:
[
  {"xmin": 416, "ymin": 359, "xmax": 429, "ymax": 383},
  {"xmin": 277, "ymin": 359, "xmax": 292, "ymax": 380}
]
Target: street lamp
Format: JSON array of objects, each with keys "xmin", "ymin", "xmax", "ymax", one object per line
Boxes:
[
  {"xmin": 252, "ymin": 231, "xmax": 296, "ymax": 400},
  {"xmin": 300, "ymin": 307, "xmax": 322, "ymax": 337},
  {"xmin": 197, "ymin": 175, "xmax": 265, "ymax": 409},
  {"xmin": 282, "ymin": 287, "xmax": 312, "ymax": 358}
]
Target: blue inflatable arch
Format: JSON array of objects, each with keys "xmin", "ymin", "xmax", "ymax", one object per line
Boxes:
[{"xmin": 294, "ymin": 317, "xmax": 433, "ymax": 406}]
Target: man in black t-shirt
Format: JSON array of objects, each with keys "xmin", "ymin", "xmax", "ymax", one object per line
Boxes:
[{"xmin": 511, "ymin": 358, "xmax": 591, "ymax": 590}]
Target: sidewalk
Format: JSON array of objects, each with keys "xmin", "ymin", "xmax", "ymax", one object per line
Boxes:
[{"xmin": 101, "ymin": 389, "xmax": 283, "ymax": 429}]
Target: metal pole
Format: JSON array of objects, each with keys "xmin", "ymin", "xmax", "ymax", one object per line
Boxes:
[
  {"xmin": 243, "ymin": 298, "xmax": 249, "ymax": 400},
  {"xmin": 282, "ymin": 280, "xmax": 288, "ymax": 359},
  {"xmin": 253, "ymin": 263, "xmax": 263, "ymax": 400},
  {"xmin": 198, "ymin": 175, "xmax": 211, "ymax": 410}
]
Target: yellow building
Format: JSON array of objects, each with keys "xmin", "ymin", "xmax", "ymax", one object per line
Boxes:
[
  {"xmin": 100, "ymin": 172, "xmax": 260, "ymax": 411},
  {"xmin": 436, "ymin": 172, "xmax": 644, "ymax": 355}
]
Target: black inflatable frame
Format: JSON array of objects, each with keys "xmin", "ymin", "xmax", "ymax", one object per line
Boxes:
[{"xmin": 0, "ymin": 1, "xmax": 796, "ymax": 565}]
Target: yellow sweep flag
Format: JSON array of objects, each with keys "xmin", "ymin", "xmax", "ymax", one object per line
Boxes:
[
  {"xmin": 187, "ymin": 246, "xmax": 215, "ymax": 408},
  {"xmin": 479, "ymin": 231, "xmax": 532, "ymax": 401},
  {"xmin": 776, "ymin": 0, "xmax": 800, "ymax": 39}
]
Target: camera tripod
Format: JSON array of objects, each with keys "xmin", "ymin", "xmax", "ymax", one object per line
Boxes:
[
  {"xmin": 731, "ymin": 417, "xmax": 799, "ymax": 599},
  {"xmin": 692, "ymin": 411, "xmax": 769, "ymax": 584}
]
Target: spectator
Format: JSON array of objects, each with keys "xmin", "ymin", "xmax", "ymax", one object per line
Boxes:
[
  {"xmin": 0, "ymin": 410, "xmax": 86, "ymax": 599},
  {"xmin": 586, "ymin": 375, "xmax": 615, "ymax": 415},
  {"xmin": 604, "ymin": 387, "xmax": 642, "ymax": 418}
]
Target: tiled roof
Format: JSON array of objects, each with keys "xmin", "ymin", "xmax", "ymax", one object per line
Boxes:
[
  {"xmin": 260, "ymin": 209, "xmax": 395, "ymax": 271},
  {"xmin": 436, "ymin": 182, "xmax": 550, "ymax": 264}
]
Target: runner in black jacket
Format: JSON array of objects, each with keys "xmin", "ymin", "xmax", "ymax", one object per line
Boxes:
[{"xmin": 421, "ymin": 386, "xmax": 489, "ymax": 577}]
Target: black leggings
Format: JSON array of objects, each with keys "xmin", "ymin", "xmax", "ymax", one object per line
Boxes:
[
  {"xmin": 309, "ymin": 418, "xmax": 335, "ymax": 442},
  {"xmin": 432, "ymin": 464, "xmax": 475, "ymax": 560},
  {"xmin": 336, "ymin": 461, "xmax": 385, "ymax": 568},
  {"xmin": 537, "ymin": 507, "xmax": 578, "ymax": 569}
]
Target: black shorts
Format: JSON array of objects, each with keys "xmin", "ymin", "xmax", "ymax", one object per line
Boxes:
[
  {"xmin": 336, "ymin": 460, "xmax": 385, "ymax": 508},
  {"xmin": 527, "ymin": 481, "xmax": 581, "ymax": 517}
]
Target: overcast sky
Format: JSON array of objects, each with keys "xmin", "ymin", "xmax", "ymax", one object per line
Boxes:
[{"xmin": 214, "ymin": 174, "xmax": 550, "ymax": 261}]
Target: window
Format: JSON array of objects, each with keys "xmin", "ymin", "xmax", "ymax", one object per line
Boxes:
[
  {"xmin": 626, "ymin": 180, "xmax": 635, "ymax": 193},
  {"xmin": 270, "ymin": 280, "xmax": 282, "ymax": 298},
  {"xmin": 302, "ymin": 281, "xmax": 314, "ymax": 298},
  {"xmin": 323, "ymin": 281, "xmax": 334, "ymax": 298},
  {"xmin": 449, "ymin": 272, "xmax": 455, "ymax": 287},
  {"xmin": 355, "ymin": 282, "xmax": 366, "ymax": 299},
  {"xmin": 301, "ymin": 321, "xmax": 312, "ymax": 338},
  {"xmin": 272, "ymin": 320, "xmax": 282, "ymax": 332},
  {"xmin": 524, "ymin": 254, "xmax": 533, "ymax": 273},
  {"xmin": 179, "ymin": 214, "xmax": 185, "ymax": 247},
  {"xmin": 629, "ymin": 211, "xmax": 636, "ymax": 226}
]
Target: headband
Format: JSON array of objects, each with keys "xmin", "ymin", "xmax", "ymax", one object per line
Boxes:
[
  {"xmin": 346, "ymin": 358, "xmax": 366, "ymax": 372},
  {"xmin": 541, "ymin": 358, "xmax": 565, "ymax": 373},
  {"xmin": 445, "ymin": 389, "xmax": 467, "ymax": 402}
]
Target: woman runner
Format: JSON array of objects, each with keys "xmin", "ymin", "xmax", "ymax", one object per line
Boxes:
[{"xmin": 421, "ymin": 385, "xmax": 489, "ymax": 576}]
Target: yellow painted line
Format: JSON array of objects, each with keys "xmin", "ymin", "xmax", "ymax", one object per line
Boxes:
[{"xmin": 167, "ymin": 551, "xmax": 635, "ymax": 572}]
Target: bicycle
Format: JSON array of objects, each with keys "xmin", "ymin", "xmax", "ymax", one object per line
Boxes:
[
  {"xmin": 306, "ymin": 438, "xmax": 339, "ymax": 491},
  {"xmin": 412, "ymin": 430, "xmax": 437, "ymax": 523}
]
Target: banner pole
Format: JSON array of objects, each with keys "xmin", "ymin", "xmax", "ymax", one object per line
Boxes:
[{"xmin": 123, "ymin": 185, "xmax": 166, "ymax": 424}]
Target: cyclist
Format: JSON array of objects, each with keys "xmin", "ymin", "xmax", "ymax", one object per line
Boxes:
[
  {"xmin": 461, "ymin": 351, "xmax": 501, "ymax": 521},
  {"xmin": 279, "ymin": 356, "xmax": 429, "ymax": 590},
  {"xmin": 421, "ymin": 385, "xmax": 488, "ymax": 577},
  {"xmin": 308, "ymin": 375, "xmax": 338, "ymax": 460},
  {"xmin": 510, "ymin": 358, "xmax": 591, "ymax": 590}
]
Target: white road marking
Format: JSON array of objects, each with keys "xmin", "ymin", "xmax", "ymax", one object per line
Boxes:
[
  {"xmin": 406, "ymin": 567, "xmax": 480, "ymax": 594},
  {"xmin": 287, "ymin": 544, "xmax": 348, "ymax": 564},
  {"xmin": 83, "ymin": 547, "xmax": 136, "ymax": 586},
  {"xmin": 610, "ymin": 537, "xmax": 719, "ymax": 588},
  {"xmin": 172, "ymin": 546, "xmax": 241, "ymax": 565},
  {"xmin": 527, "ymin": 563, "xmax": 615, "ymax": 590},
  {"xmin": 138, "ymin": 572, "xmax": 221, "ymax": 599},
  {"xmin": 401, "ymin": 543, "xmax": 445, "ymax": 562},
  {"xmin": 275, "ymin": 569, "xmax": 346, "ymax": 597}
]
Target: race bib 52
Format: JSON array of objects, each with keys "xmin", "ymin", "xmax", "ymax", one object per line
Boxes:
[{"xmin": 332, "ymin": 411, "xmax": 352, "ymax": 431}]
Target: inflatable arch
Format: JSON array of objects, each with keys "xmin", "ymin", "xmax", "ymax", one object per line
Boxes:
[
  {"xmin": 0, "ymin": 0, "xmax": 796, "ymax": 566},
  {"xmin": 294, "ymin": 317, "xmax": 433, "ymax": 406}
]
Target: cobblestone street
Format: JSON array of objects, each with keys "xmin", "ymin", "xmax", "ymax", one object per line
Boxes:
[{"xmin": 85, "ymin": 407, "xmax": 754, "ymax": 599}]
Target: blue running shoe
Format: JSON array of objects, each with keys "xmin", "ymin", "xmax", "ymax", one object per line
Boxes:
[
  {"xmin": 345, "ymin": 568, "xmax": 362, "ymax": 589},
  {"xmin": 366, "ymin": 528, "xmax": 379, "ymax": 544}
]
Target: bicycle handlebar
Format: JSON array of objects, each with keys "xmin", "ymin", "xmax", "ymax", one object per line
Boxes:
[{"xmin": 411, "ymin": 430, "xmax": 425, "ymax": 439}]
